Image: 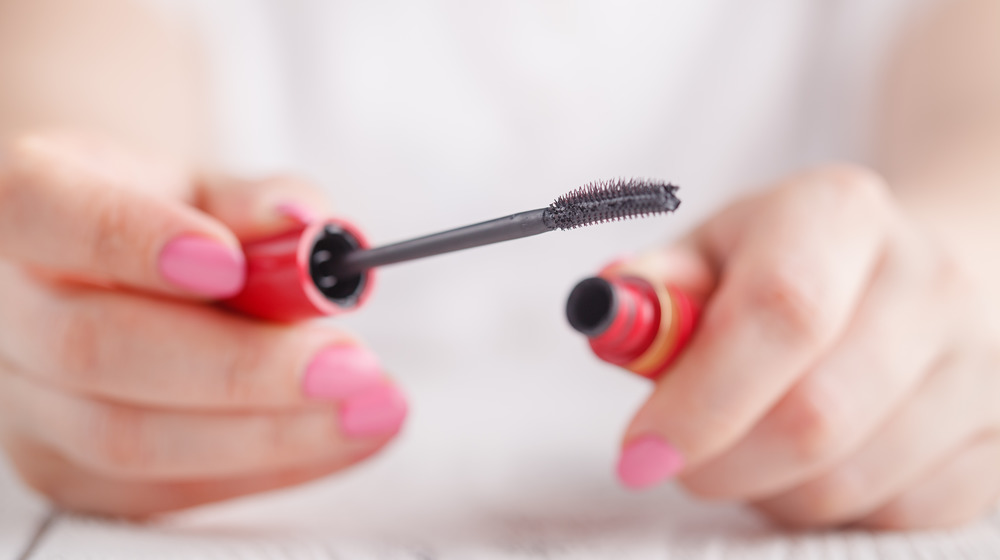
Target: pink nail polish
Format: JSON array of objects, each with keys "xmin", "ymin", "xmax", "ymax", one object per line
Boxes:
[
  {"xmin": 302, "ymin": 346, "xmax": 384, "ymax": 401},
  {"xmin": 617, "ymin": 435, "xmax": 684, "ymax": 490},
  {"xmin": 276, "ymin": 202, "xmax": 318, "ymax": 225},
  {"xmin": 339, "ymin": 385, "xmax": 408, "ymax": 438},
  {"xmin": 158, "ymin": 236, "xmax": 246, "ymax": 298}
]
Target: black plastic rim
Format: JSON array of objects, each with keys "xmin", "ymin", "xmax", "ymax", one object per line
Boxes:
[
  {"xmin": 309, "ymin": 224, "xmax": 366, "ymax": 308},
  {"xmin": 565, "ymin": 277, "xmax": 617, "ymax": 336}
]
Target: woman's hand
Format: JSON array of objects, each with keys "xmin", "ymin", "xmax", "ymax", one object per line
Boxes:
[
  {"xmin": 610, "ymin": 165, "xmax": 1000, "ymax": 530},
  {"xmin": 0, "ymin": 132, "xmax": 407, "ymax": 517}
]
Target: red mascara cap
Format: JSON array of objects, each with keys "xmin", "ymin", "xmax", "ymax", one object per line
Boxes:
[{"xmin": 224, "ymin": 218, "xmax": 374, "ymax": 322}]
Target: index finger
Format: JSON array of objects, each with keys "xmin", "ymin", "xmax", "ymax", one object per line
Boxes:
[
  {"xmin": 617, "ymin": 167, "xmax": 894, "ymax": 488},
  {"xmin": 0, "ymin": 132, "xmax": 245, "ymax": 298}
]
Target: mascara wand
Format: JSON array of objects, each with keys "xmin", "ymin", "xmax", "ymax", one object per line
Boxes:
[
  {"xmin": 224, "ymin": 178, "xmax": 681, "ymax": 323},
  {"xmin": 327, "ymin": 179, "xmax": 681, "ymax": 280}
]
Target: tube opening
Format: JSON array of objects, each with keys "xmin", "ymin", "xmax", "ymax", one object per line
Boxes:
[
  {"xmin": 566, "ymin": 277, "xmax": 617, "ymax": 336},
  {"xmin": 309, "ymin": 225, "xmax": 366, "ymax": 308}
]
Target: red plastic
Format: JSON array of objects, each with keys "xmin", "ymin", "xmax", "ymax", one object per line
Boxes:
[
  {"xmin": 587, "ymin": 277, "xmax": 660, "ymax": 366},
  {"xmin": 586, "ymin": 275, "xmax": 699, "ymax": 379},
  {"xmin": 223, "ymin": 218, "xmax": 374, "ymax": 322}
]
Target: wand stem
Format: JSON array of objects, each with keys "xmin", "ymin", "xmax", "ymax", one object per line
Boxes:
[{"xmin": 333, "ymin": 209, "xmax": 550, "ymax": 275}]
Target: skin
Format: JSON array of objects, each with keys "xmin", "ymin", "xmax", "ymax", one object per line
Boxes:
[{"xmin": 0, "ymin": 0, "xmax": 997, "ymax": 528}]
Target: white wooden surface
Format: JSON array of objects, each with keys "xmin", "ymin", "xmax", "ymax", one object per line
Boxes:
[{"xmin": 0, "ymin": 452, "xmax": 48, "ymax": 560}]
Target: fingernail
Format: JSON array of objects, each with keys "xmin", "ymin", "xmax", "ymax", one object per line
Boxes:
[
  {"xmin": 617, "ymin": 435, "xmax": 684, "ymax": 490},
  {"xmin": 276, "ymin": 202, "xmax": 318, "ymax": 225},
  {"xmin": 339, "ymin": 384, "xmax": 408, "ymax": 438},
  {"xmin": 158, "ymin": 236, "xmax": 245, "ymax": 298},
  {"xmin": 302, "ymin": 346, "xmax": 384, "ymax": 401}
]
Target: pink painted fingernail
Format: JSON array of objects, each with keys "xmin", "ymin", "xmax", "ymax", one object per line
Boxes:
[
  {"xmin": 158, "ymin": 236, "xmax": 245, "ymax": 298},
  {"xmin": 339, "ymin": 384, "xmax": 408, "ymax": 438},
  {"xmin": 276, "ymin": 202, "xmax": 318, "ymax": 225},
  {"xmin": 302, "ymin": 346, "xmax": 384, "ymax": 400},
  {"xmin": 617, "ymin": 435, "xmax": 684, "ymax": 490}
]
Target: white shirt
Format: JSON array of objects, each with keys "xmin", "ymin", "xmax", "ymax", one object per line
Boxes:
[
  {"xmin": 167, "ymin": 0, "xmax": 915, "ymax": 356},
  {"xmin": 143, "ymin": 0, "xmax": 919, "ymax": 380}
]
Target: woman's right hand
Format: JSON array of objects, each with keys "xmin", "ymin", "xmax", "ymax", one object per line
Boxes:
[{"xmin": 0, "ymin": 132, "xmax": 407, "ymax": 517}]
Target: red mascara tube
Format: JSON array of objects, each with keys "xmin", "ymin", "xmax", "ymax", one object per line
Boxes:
[
  {"xmin": 566, "ymin": 273, "xmax": 699, "ymax": 379},
  {"xmin": 224, "ymin": 218, "xmax": 374, "ymax": 322}
]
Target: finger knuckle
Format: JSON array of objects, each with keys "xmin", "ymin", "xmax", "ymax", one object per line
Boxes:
[
  {"xmin": 0, "ymin": 131, "xmax": 67, "ymax": 190},
  {"xmin": 779, "ymin": 388, "xmax": 850, "ymax": 466},
  {"xmin": 89, "ymin": 404, "xmax": 154, "ymax": 474},
  {"xmin": 218, "ymin": 329, "xmax": 277, "ymax": 404},
  {"xmin": 52, "ymin": 307, "xmax": 103, "ymax": 385},
  {"xmin": 796, "ymin": 470, "xmax": 868, "ymax": 526},
  {"xmin": 220, "ymin": 345, "xmax": 260, "ymax": 404},
  {"xmin": 265, "ymin": 413, "xmax": 297, "ymax": 455},
  {"xmin": 3, "ymin": 133, "xmax": 53, "ymax": 169},
  {"xmin": 0, "ymin": 136, "xmax": 47, "ymax": 224},
  {"xmin": 931, "ymin": 249, "xmax": 971, "ymax": 302},
  {"xmin": 88, "ymin": 195, "xmax": 132, "ymax": 272},
  {"xmin": 814, "ymin": 164, "xmax": 890, "ymax": 211},
  {"xmin": 879, "ymin": 502, "xmax": 987, "ymax": 531},
  {"xmin": 864, "ymin": 501, "xmax": 918, "ymax": 530},
  {"xmin": 265, "ymin": 409, "xmax": 332, "ymax": 459},
  {"xmin": 745, "ymin": 266, "xmax": 834, "ymax": 346},
  {"xmin": 864, "ymin": 491, "xmax": 979, "ymax": 530}
]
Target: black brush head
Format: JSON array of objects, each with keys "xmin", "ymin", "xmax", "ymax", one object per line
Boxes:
[{"xmin": 543, "ymin": 178, "xmax": 680, "ymax": 230}]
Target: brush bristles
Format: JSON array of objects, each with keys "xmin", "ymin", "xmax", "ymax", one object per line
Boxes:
[{"xmin": 544, "ymin": 178, "xmax": 680, "ymax": 230}]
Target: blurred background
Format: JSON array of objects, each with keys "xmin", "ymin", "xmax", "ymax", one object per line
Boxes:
[{"xmin": 0, "ymin": 1, "xmax": 959, "ymax": 556}]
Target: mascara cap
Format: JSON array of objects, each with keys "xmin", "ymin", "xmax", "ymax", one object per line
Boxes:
[{"xmin": 224, "ymin": 218, "xmax": 373, "ymax": 322}]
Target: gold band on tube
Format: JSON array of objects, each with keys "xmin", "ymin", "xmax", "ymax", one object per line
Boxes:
[{"xmin": 624, "ymin": 276, "xmax": 679, "ymax": 377}]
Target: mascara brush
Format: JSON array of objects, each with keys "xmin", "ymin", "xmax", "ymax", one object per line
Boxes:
[
  {"xmin": 224, "ymin": 178, "xmax": 681, "ymax": 322},
  {"xmin": 328, "ymin": 179, "xmax": 681, "ymax": 277}
]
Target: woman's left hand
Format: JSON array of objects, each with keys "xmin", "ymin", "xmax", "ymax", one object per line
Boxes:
[{"xmin": 610, "ymin": 165, "xmax": 1000, "ymax": 530}]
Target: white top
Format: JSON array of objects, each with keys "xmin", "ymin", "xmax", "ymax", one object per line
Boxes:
[
  {"xmin": 160, "ymin": 0, "xmax": 919, "ymax": 344},
  {"xmin": 163, "ymin": 0, "xmax": 919, "ymax": 359}
]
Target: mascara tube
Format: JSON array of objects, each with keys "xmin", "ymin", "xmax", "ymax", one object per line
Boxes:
[
  {"xmin": 224, "ymin": 218, "xmax": 374, "ymax": 322},
  {"xmin": 566, "ymin": 274, "xmax": 699, "ymax": 379}
]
